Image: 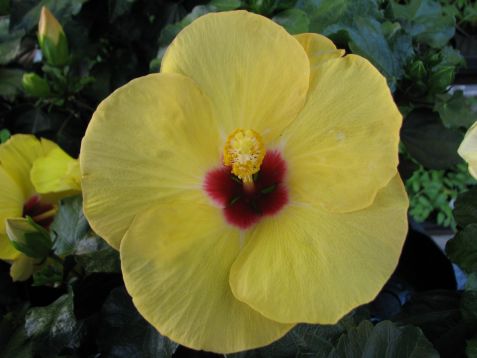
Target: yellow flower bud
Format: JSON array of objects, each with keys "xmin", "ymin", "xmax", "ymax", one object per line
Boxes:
[{"xmin": 38, "ymin": 6, "xmax": 69, "ymax": 66}]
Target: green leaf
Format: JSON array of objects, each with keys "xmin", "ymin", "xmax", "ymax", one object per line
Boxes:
[
  {"xmin": 0, "ymin": 308, "xmax": 33, "ymax": 358},
  {"xmin": 209, "ymin": 0, "xmax": 242, "ymax": 11},
  {"xmin": 97, "ymin": 287, "xmax": 178, "ymax": 357},
  {"xmin": 76, "ymin": 244, "xmax": 120, "ymax": 274},
  {"xmin": 461, "ymin": 273, "xmax": 477, "ymax": 323},
  {"xmin": 0, "ymin": 129, "xmax": 10, "ymax": 143},
  {"xmin": 446, "ymin": 224, "xmax": 477, "ymax": 273},
  {"xmin": 25, "ymin": 292, "xmax": 83, "ymax": 356},
  {"xmin": 0, "ymin": 17, "xmax": 24, "ymax": 65},
  {"xmin": 50, "ymin": 195, "xmax": 90, "ymax": 256},
  {"xmin": 0, "ymin": 68, "xmax": 24, "ymax": 98},
  {"xmin": 298, "ymin": 0, "xmax": 380, "ymax": 34},
  {"xmin": 454, "ymin": 187, "xmax": 477, "ymax": 228},
  {"xmin": 401, "ymin": 109, "xmax": 463, "ymax": 169},
  {"xmin": 435, "ymin": 90, "xmax": 476, "ymax": 129},
  {"xmin": 272, "ymin": 9, "xmax": 310, "ymax": 34},
  {"xmin": 32, "ymin": 257, "xmax": 63, "ymax": 287},
  {"xmin": 393, "ymin": 290, "xmax": 462, "ymax": 344},
  {"xmin": 10, "ymin": 0, "xmax": 87, "ymax": 32},
  {"xmin": 389, "ymin": 0, "xmax": 455, "ymax": 48},
  {"xmin": 467, "ymin": 337, "xmax": 477, "ymax": 358},
  {"xmin": 328, "ymin": 320, "xmax": 439, "ymax": 357}
]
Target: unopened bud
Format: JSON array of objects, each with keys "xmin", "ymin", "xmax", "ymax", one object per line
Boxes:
[
  {"xmin": 6, "ymin": 217, "xmax": 52, "ymax": 259},
  {"xmin": 38, "ymin": 6, "xmax": 69, "ymax": 66},
  {"xmin": 22, "ymin": 72, "xmax": 51, "ymax": 97}
]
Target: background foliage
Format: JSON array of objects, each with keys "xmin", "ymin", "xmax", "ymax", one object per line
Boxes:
[{"xmin": 1, "ymin": 0, "xmax": 477, "ymax": 357}]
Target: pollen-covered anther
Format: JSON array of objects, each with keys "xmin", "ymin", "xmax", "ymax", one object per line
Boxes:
[{"xmin": 223, "ymin": 129, "xmax": 265, "ymax": 184}]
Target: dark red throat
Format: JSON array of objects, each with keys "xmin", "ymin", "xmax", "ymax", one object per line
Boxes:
[
  {"xmin": 204, "ymin": 150, "xmax": 288, "ymax": 229},
  {"xmin": 23, "ymin": 196, "xmax": 55, "ymax": 229}
]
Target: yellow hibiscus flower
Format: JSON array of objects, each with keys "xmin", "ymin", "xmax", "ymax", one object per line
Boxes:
[
  {"xmin": 80, "ymin": 11, "xmax": 408, "ymax": 353},
  {"xmin": 459, "ymin": 121, "xmax": 477, "ymax": 179},
  {"xmin": 0, "ymin": 134, "xmax": 81, "ymax": 280}
]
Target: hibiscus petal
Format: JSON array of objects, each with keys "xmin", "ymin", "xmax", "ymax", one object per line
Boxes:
[
  {"xmin": 161, "ymin": 11, "xmax": 309, "ymax": 143},
  {"xmin": 10, "ymin": 254, "xmax": 35, "ymax": 281},
  {"xmin": 282, "ymin": 50, "xmax": 402, "ymax": 213},
  {"xmin": 31, "ymin": 147, "xmax": 81, "ymax": 193},
  {"xmin": 81, "ymin": 73, "xmax": 222, "ymax": 250},
  {"xmin": 294, "ymin": 33, "xmax": 344, "ymax": 70},
  {"xmin": 0, "ymin": 135, "xmax": 55, "ymax": 198},
  {"xmin": 230, "ymin": 175, "xmax": 408, "ymax": 324},
  {"xmin": 458, "ymin": 121, "xmax": 477, "ymax": 179},
  {"xmin": 0, "ymin": 166, "xmax": 24, "ymax": 260},
  {"xmin": 120, "ymin": 198, "xmax": 292, "ymax": 353}
]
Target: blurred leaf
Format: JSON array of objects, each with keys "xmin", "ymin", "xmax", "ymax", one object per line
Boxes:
[
  {"xmin": 10, "ymin": 0, "xmax": 87, "ymax": 32},
  {"xmin": 76, "ymin": 245, "xmax": 120, "ymax": 274},
  {"xmin": 108, "ymin": 0, "xmax": 137, "ymax": 22},
  {"xmin": 461, "ymin": 273, "xmax": 477, "ymax": 323},
  {"xmin": 328, "ymin": 320, "xmax": 438, "ymax": 357},
  {"xmin": 0, "ymin": 308, "xmax": 33, "ymax": 358},
  {"xmin": 273, "ymin": 9, "xmax": 310, "ymax": 34},
  {"xmin": 401, "ymin": 109, "xmax": 463, "ymax": 169},
  {"xmin": 25, "ymin": 291, "xmax": 83, "ymax": 356},
  {"xmin": 454, "ymin": 187, "xmax": 477, "ymax": 228},
  {"xmin": 0, "ymin": 17, "xmax": 24, "ymax": 64},
  {"xmin": 389, "ymin": 0, "xmax": 455, "ymax": 48},
  {"xmin": 298, "ymin": 0, "xmax": 380, "ymax": 34},
  {"xmin": 393, "ymin": 290, "xmax": 462, "ymax": 345},
  {"xmin": 0, "ymin": 128, "xmax": 10, "ymax": 143},
  {"xmin": 446, "ymin": 224, "xmax": 477, "ymax": 273},
  {"xmin": 435, "ymin": 90, "xmax": 476, "ymax": 129},
  {"xmin": 97, "ymin": 286, "xmax": 178, "ymax": 357},
  {"xmin": 209, "ymin": 0, "xmax": 242, "ymax": 11},
  {"xmin": 0, "ymin": 68, "xmax": 24, "ymax": 98},
  {"xmin": 467, "ymin": 337, "xmax": 477, "ymax": 358},
  {"xmin": 32, "ymin": 257, "xmax": 63, "ymax": 287},
  {"xmin": 50, "ymin": 195, "xmax": 90, "ymax": 257}
]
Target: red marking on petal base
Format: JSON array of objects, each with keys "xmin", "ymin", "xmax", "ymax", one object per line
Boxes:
[
  {"xmin": 23, "ymin": 196, "xmax": 55, "ymax": 228},
  {"xmin": 204, "ymin": 150, "xmax": 288, "ymax": 229}
]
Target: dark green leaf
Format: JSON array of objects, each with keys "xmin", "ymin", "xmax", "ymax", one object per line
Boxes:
[
  {"xmin": 446, "ymin": 224, "xmax": 477, "ymax": 273},
  {"xmin": 298, "ymin": 0, "xmax": 380, "ymax": 34},
  {"xmin": 97, "ymin": 287, "xmax": 178, "ymax": 357},
  {"xmin": 0, "ymin": 308, "xmax": 33, "ymax": 358},
  {"xmin": 0, "ymin": 128, "xmax": 10, "ymax": 143},
  {"xmin": 0, "ymin": 17, "xmax": 24, "ymax": 64},
  {"xmin": 393, "ymin": 290, "xmax": 462, "ymax": 344},
  {"xmin": 461, "ymin": 273, "xmax": 477, "ymax": 323},
  {"xmin": 32, "ymin": 257, "xmax": 63, "ymax": 287},
  {"xmin": 76, "ymin": 245, "xmax": 120, "ymax": 274},
  {"xmin": 0, "ymin": 68, "xmax": 24, "ymax": 98},
  {"xmin": 209, "ymin": 0, "xmax": 242, "ymax": 11},
  {"xmin": 328, "ymin": 320, "xmax": 438, "ymax": 358},
  {"xmin": 272, "ymin": 9, "xmax": 310, "ymax": 34},
  {"xmin": 435, "ymin": 90, "xmax": 476, "ymax": 129},
  {"xmin": 467, "ymin": 337, "xmax": 477, "ymax": 358},
  {"xmin": 25, "ymin": 292, "xmax": 83, "ymax": 355},
  {"xmin": 401, "ymin": 109, "xmax": 463, "ymax": 169},
  {"xmin": 50, "ymin": 195, "xmax": 90, "ymax": 256},
  {"xmin": 389, "ymin": 0, "xmax": 455, "ymax": 48},
  {"xmin": 10, "ymin": 0, "xmax": 87, "ymax": 32},
  {"xmin": 454, "ymin": 187, "xmax": 477, "ymax": 228}
]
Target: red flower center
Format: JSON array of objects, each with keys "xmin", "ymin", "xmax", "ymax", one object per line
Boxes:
[
  {"xmin": 204, "ymin": 150, "xmax": 288, "ymax": 229},
  {"xmin": 23, "ymin": 196, "xmax": 55, "ymax": 229}
]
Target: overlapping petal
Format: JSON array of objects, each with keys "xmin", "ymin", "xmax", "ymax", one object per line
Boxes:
[
  {"xmin": 0, "ymin": 135, "xmax": 56, "ymax": 198},
  {"xmin": 31, "ymin": 146, "xmax": 81, "ymax": 193},
  {"xmin": 161, "ymin": 11, "xmax": 310, "ymax": 143},
  {"xmin": 281, "ymin": 44, "xmax": 401, "ymax": 213},
  {"xmin": 0, "ymin": 166, "xmax": 24, "ymax": 260},
  {"xmin": 80, "ymin": 73, "xmax": 221, "ymax": 249},
  {"xmin": 230, "ymin": 176, "xmax": 408, "ymax": 324},
  {"xmin": 294, "ymin": 33, "xmax": 344, "ymax": 70},
  {"xmin": 458, "ymin": 121, "xmax": 477, "ymax": 179},
  {"xmin": 120, "ymin": 197, "xmax": 292, "ymax": 353}
]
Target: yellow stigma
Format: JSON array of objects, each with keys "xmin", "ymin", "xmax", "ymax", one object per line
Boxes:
[{"xmin": 223, "ymin": 129, "xmax": 265, "ymax": 183}]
